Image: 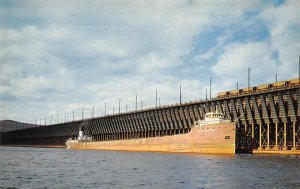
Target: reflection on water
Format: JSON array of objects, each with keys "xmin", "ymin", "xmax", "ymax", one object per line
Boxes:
[{"xmin": 0, "ymin": 146, "xmax": 299, "ymax": 189}]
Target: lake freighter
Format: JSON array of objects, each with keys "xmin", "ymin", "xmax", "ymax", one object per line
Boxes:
[{"xmin": 66, "ymin": 112, "xmax": 236, "ymax": 154}]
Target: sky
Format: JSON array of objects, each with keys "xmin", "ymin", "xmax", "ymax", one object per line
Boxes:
[{"xmin": 0, "ymin": 0, "xmax": 299, "ymax": 123}]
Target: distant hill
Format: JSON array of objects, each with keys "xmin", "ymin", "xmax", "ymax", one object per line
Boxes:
[{"xmin": 0, "ymin": 120, "xmax": 37, "ymax": 132}]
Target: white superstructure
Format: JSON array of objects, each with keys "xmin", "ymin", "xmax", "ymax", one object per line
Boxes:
[
  {"xmin": 194, "ymin": 112, "xmax": 230, "ymax": 127},
  {"xmin": 66, "ymin": 126, "xmax": 92, "ymax": 149}
]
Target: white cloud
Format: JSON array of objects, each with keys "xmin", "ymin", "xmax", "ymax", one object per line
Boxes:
[
  {"xmin": 212, "ymin": 42, "xmax": 278, "ymax": 91},
  {"xmin": 0, "ymin": 0, "xmax": 299, "ymax": 122},
  {"xmin": 81, "ymin": 39, "xmax": 131, "ymax": 58},
  {"xmin": 0, "ymin": 25, "xmax": 74, "ymax": 106},
  {"xmin": 260, "ymin": 0, "xmax": 300, "ymax": 78},
  {"xmin": 211, "ymin": 0, "xmax": 300, "ymax": 92}
]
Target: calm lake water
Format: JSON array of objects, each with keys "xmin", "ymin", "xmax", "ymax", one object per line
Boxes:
[{"xmin": 0, "ymin": 146, "xmax": 299, "ymax": 189}]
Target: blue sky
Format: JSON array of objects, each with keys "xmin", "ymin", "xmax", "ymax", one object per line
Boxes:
[{"xmin": 0, "ymin": 0, "xmax": 299, "ymax": 123}]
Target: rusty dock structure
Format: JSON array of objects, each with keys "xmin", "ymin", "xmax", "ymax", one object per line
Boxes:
[{"xmin": 1, "ymin": 78, "xmax": 299, "ymax": 154}]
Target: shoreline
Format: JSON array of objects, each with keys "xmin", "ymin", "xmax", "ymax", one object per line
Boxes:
[{"xmin": 1, "ymin": 144, "xmax": 66, "ymax": 149}]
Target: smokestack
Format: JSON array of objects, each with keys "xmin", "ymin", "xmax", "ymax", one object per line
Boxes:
[
  {"xmin": 92, "ymin": 106, "xmax": 94, "ymax": 118},
  {"xmin": 248, "ymin": 67, "xmax": 250, "ymax": 91},
  {"xmin": 155, "ymin": 90, "xmax": 157, "ymax": 108},
  {"xmin": 135, "ymin": 95, "xmax": 137, "ymax": 111},
  {"xmin": 209, "ymin": 77, "xmax": 212, "ymax": 100},
  {"xmin": 119, "ymin": 99, "xmax": 121, "ymax": 114},
  {"xmin": 180, "ymin": 84, "xmax": 182, "ymax": 104}
]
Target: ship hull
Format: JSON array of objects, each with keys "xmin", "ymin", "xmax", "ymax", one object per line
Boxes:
[{"xmin": 66, "ymin": 122, "xmax": 236, "ymax": 154}]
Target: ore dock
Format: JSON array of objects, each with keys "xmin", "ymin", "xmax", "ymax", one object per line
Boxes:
[{"xmin": 1, "ymin": 78, "xmax": 299, "ymax": 154}]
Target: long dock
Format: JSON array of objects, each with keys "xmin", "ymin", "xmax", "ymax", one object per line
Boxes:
[{"xmin": 1, "ymin": 79, "xmax": 299, "ymax": 154}]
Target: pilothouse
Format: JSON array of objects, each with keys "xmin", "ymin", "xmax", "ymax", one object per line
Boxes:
[{"xmin": 195, "ymin": 112, "xmax": 230, "ymax": 127}]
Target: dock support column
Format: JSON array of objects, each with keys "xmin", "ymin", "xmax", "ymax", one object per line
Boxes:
[
  {"xmin": 245, "ymin": 124, "xmax": 248, "ymax": 149},
  {"xmin": 258, "ymin": 124, "xmax": 262, "ymax": 150},
  {"xmin": 275, "ymin": 123, "xmax": 278, "ymax": 149},
  {"xmin": 283, "ymin": 122, "xmax": 287, "ymax": 150},
  {"xmin": 251, "ymin": 124, "xmax": 255, "ymax": 149},
  {"xmin": 292, "ymin": 122, "xmax": 296, "ymax": 151},
  {"xmin": 267, "ymin": 123, "xmax": 270, "ymax": 149}
]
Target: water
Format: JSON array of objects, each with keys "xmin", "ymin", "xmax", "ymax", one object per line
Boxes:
[{"xmin": 0, "ymin": 146, "xmax": 299, "ymax": 189}]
